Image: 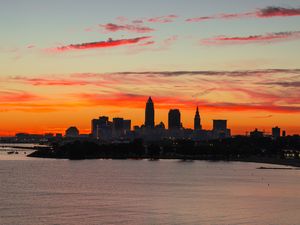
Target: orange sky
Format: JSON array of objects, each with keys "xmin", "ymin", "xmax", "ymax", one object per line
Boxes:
[{"xmin": 1, "ymin": 1, "xmax": 300, "ymax": 136}]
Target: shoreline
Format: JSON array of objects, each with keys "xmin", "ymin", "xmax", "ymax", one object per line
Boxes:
[{"xmin": 27, "ymin": 151, "xmax": 300, "ymax": 168}]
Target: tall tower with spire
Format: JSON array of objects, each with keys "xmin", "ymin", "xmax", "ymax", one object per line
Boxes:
[
  {"xmin": 145, "ymin": 97, "xmax": 155, "ymax": 128},
  {"xmin": 194, "ymin": 106, "xmax": 202, "ymax": 130}
]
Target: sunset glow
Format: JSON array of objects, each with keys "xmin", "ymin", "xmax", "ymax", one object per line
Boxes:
[{"xmin": 0, "ymin": 0, "xmax": 299, "ymax": 136}]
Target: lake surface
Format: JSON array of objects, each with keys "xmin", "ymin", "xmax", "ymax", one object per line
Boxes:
[{"xmin": 0, "ymin": 152, "xmax": 300, "ymax": 225}]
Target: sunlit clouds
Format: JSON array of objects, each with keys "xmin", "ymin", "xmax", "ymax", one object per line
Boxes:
[
  {"xmin": 50, "ymin": 37, "xmax": 152, "ymax": 52},
  {"xmin": 7, "ymin": 69, "xmax": 300, "ymax": 114},
  {"xmin": 100, "ymin": 23, "xmax": 155, "ymax": 33}
]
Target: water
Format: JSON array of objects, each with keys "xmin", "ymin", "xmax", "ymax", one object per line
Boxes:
[{"xmin": 0, "ymin": 153, "xmax": 300, "ymax": 225}]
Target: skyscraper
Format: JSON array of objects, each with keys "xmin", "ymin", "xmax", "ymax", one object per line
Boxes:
[
  {"xmin": 91, "ymin": 116, "xmax": 112, "ymax": 140},
  {"xmin": 145, "ymin": 97, "xmax": 155, "ymax": 128},
  {"xmin": 194, "ymin": 106, "xmax": 202, "ymax": 130},
  {"xmin": 272, "ymin": 126, "xmax": 281, "ymax": 139},
  {"xmin": 213, "ymin": 120, "xmax": 231, "ymax": 139},
  {"xmin": 213, "ymin": 120, "xmax": 227, "ymax": 131},
  {"xmin": 168, "ymin": 109, "xmax": 181, "ymax": 129}
]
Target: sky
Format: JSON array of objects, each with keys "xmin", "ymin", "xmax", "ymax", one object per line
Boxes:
[{"xmin": 0, "ymin": 0, "xmax": 300, "ymax": 136}]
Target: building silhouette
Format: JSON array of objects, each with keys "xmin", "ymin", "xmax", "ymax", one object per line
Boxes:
[
  {"xmin": 212, "ymin": 120, "xmax": 231, "ymax": 139},
  {"xmin": 91, "ymin": 116, "xmax": 112, "ymax": 139},
  {"xmin": 112, "ymin": 117, "xmax": 124, "ymax": 138},
  {"xmin": 168, "ymin": 109, "xmax": 181, "ymax": 130},
  {"xmin": 194, "ymin": 106, "xmax": 202, "ymax": 130},
  {"xmin": 91, "ymin": 116, "xmax": 132, "ymax": 140},
  {"xmin": 213, "ymin": 120, "xmax": 227, "ymax": 131},
  {"xmin": 88, "ymin": 97, "xmax": 233, "ymax": 142},
  {"xmin": 123, "ymin": 120, "xmax": 131, "ymax": 134},
  {"xmin": 282, "ymin": 130, "xmax": 286, "ymax": 137},
  {"xmin": 272, "ymin": 126, "xmax": 281, "ymax": 139},
  {"xmin": 65, "ymin": 126, "xmax": 79, "ymax": 137},
  {"xmin": 145, "ymin": 97, "xmax": 155, "ymax": 128},
  {"xmin": 250, "ymin": 128, "xmax": 264, "ymax": 138}
]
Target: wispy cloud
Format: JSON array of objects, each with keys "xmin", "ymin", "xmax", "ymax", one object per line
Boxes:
[
  {"xmin": 76, "ymin": 92, "xmax": 300, "ymax": 113},
  {"xmin": 259, "ymin": 81, "xmax": 300, "ymax": 88},
  {"xmin": 186, "ymin": 13, "xmax": 253, "ymax": 22},
  {"xmin": 147, "ymin": 14, "xmax": 179, "ymax": 23},
  {"xmin": 104, "ymin": 69, "xmax": 300, "ymax": 77},
  {"xmin": 7, "ymin": 68, "xmax": 300, "ymax": 113},
  {"xmin": 0, "ymin": 90, "xmax": 41, "ymax": 102},
  {"xmin": 49, "ymin": 36, "xmax": 152, "ymax": 52},
  {"xmin": 186, "ymin": 6, "xmax": 300, "ymax": 22},
  {"xmin": 100, "ymin": 23, "xmax": 155, "ymax": 33},
  {"xmin": 11, "ymin": 76, "xmax": 110, "ymax": 87},
  {"xmin": 201, "ymin": 31, "xmax": 300, "ymax": 45},
  {"xmin": 251, "ymin": 115, "xmax": 273, "ymax": 119}
]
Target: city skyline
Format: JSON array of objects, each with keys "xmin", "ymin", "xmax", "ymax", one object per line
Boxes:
[
  {"xmin": 0, "ymin": 1, "xmax": 300, "ymax": 136},
  {"xmin": 12, "ymin": 97, "xmax": 288, "ymax": 139}
]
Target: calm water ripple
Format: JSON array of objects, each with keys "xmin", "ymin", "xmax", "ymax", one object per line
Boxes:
[{"xmin": 0, "ymin": 153, "xmax": 300, "ymax": 225}]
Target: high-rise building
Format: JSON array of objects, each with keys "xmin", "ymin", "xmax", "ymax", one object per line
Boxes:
[
  {"xmin": 145, "ymin": 97, "xmax": 155, "ymax": 128},
  {"xmin": 212, "ymin": 120, "xmax": 231, "ymax": 139},
  {"xmin": 213, "ymin": 120, "xmax": 227, "ymax": 131},
  {"xmin": 113, "ymin": 118, "xmax": 124, "ymax": 130},
  {"xmin": 194, "ymin": 106, "xmax": 202, "ymax": 130},
  {"xmin": 123, "ymin": 120, "xmax": 131, "ymax": 133},
  {"xmin": 91, "ymin": 116, "xmax": 112, "ymax": 140},
  {"xmin": 168, "ymin": 109, "xmax": 181, "ymax": 129},
  {"xmin": 272, "ymin": 126, "xmax": 281, "ymax": 139}
]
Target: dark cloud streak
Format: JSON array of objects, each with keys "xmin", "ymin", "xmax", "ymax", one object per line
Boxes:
[{"xmin": 186, "ymin": 6, "xmax": 300, "ymax": 22}]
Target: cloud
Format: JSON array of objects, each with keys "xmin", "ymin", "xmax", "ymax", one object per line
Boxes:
[
  {"xmin": 5, "ymin": 67, "xmax": 300, "ymax": 114},
  {"xmin": 138, "ymin": 41, "xmax": 155, "ymax": 46},
  {"xmin": 259, "ymin": 81, "xmax": 300, "ymax": 88},
  {"xmin": 49, "ymin": 36, "xmax": 152, "ymax": 52},
  {"xmin": 147, "ymin": 14, "xmax": 179, "ymax": 23},
  {"xmin": 100, "ymin": 23, "xmax": 155, "ymax": 33},
  {"xmin": 108, "ymin": 69, "xmax": 300, "ymax": 77},
  {"xmin": 251, "ymin": 115, "xmax": 273, "ymax": 119},
  {"xmin": 186, "ymin": 6, "xmax": 300, "ymax": 22},
  {"xmin": 186, "ymin": 13, "xmax": 253, "ymax": 22},
  {"xmin": 124, "ymin": 35, "xmax": 178, "ymax": 54},
  {"xmin": 0, "ymin": 90, "xmax": 41, "ymax": 102},
  {"xmin": 257, "ymin": 6, "xmax": 300, "ymax": 17},
  {"xmin": 11, "ymin": 76, "xmax": 110, "ymax": 86},
  {"xmin": 201, "ymin": 31, "xmax": 300, "ymax": 45},
  {"xmin": 76, "ymin": 92, "xmax": 300, "ymax": 113}
]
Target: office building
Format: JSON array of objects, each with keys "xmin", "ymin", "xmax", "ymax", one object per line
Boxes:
[
  {"xmin": 213, "ymin": 120, "xmax": 227, "ymax": 131},
  {"xmin": 272, "ymin": 126, "xmax": 281, "ymax": 139},
  {"xmin": 91, "ymin": 116, "xmax": 112, "ymax": 140},
  {"xmin": 168, "ymin": 109, "xmax": 181, "ymax": 129},
  {"xmin": 145, "ymin": 97, "xmax": 155, "ymax": 128}
]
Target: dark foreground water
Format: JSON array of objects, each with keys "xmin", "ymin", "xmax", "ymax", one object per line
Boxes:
[{"xmin": 0, "ymin": 152, "xmax": 300, "ymax": 225}]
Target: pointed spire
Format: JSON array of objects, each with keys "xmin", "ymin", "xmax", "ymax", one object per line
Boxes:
[
  {"xmin": 194, "ymin": 105, "xmax": 201, "ymax": 130},
  {"xmin": 195, "ymin": 106, "xmax": 199, "ymax": 116},
  {"xmin": 147, "ymin": 96, "xmax": 153, "ymax": 103}
]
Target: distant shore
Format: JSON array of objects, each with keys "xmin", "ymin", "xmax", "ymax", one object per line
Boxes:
[
  {"xmin": 27, "ymin": 136, "xmax": 300, "ymax": 168},
  {"xmin": 27, "ymin": 150, "xmax": 300, "ymax": 168}
]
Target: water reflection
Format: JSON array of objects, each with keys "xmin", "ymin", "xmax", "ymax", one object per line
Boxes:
[{"xmin": 0, "ymin": 159, "xmax": 299, "ymax": 225}]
